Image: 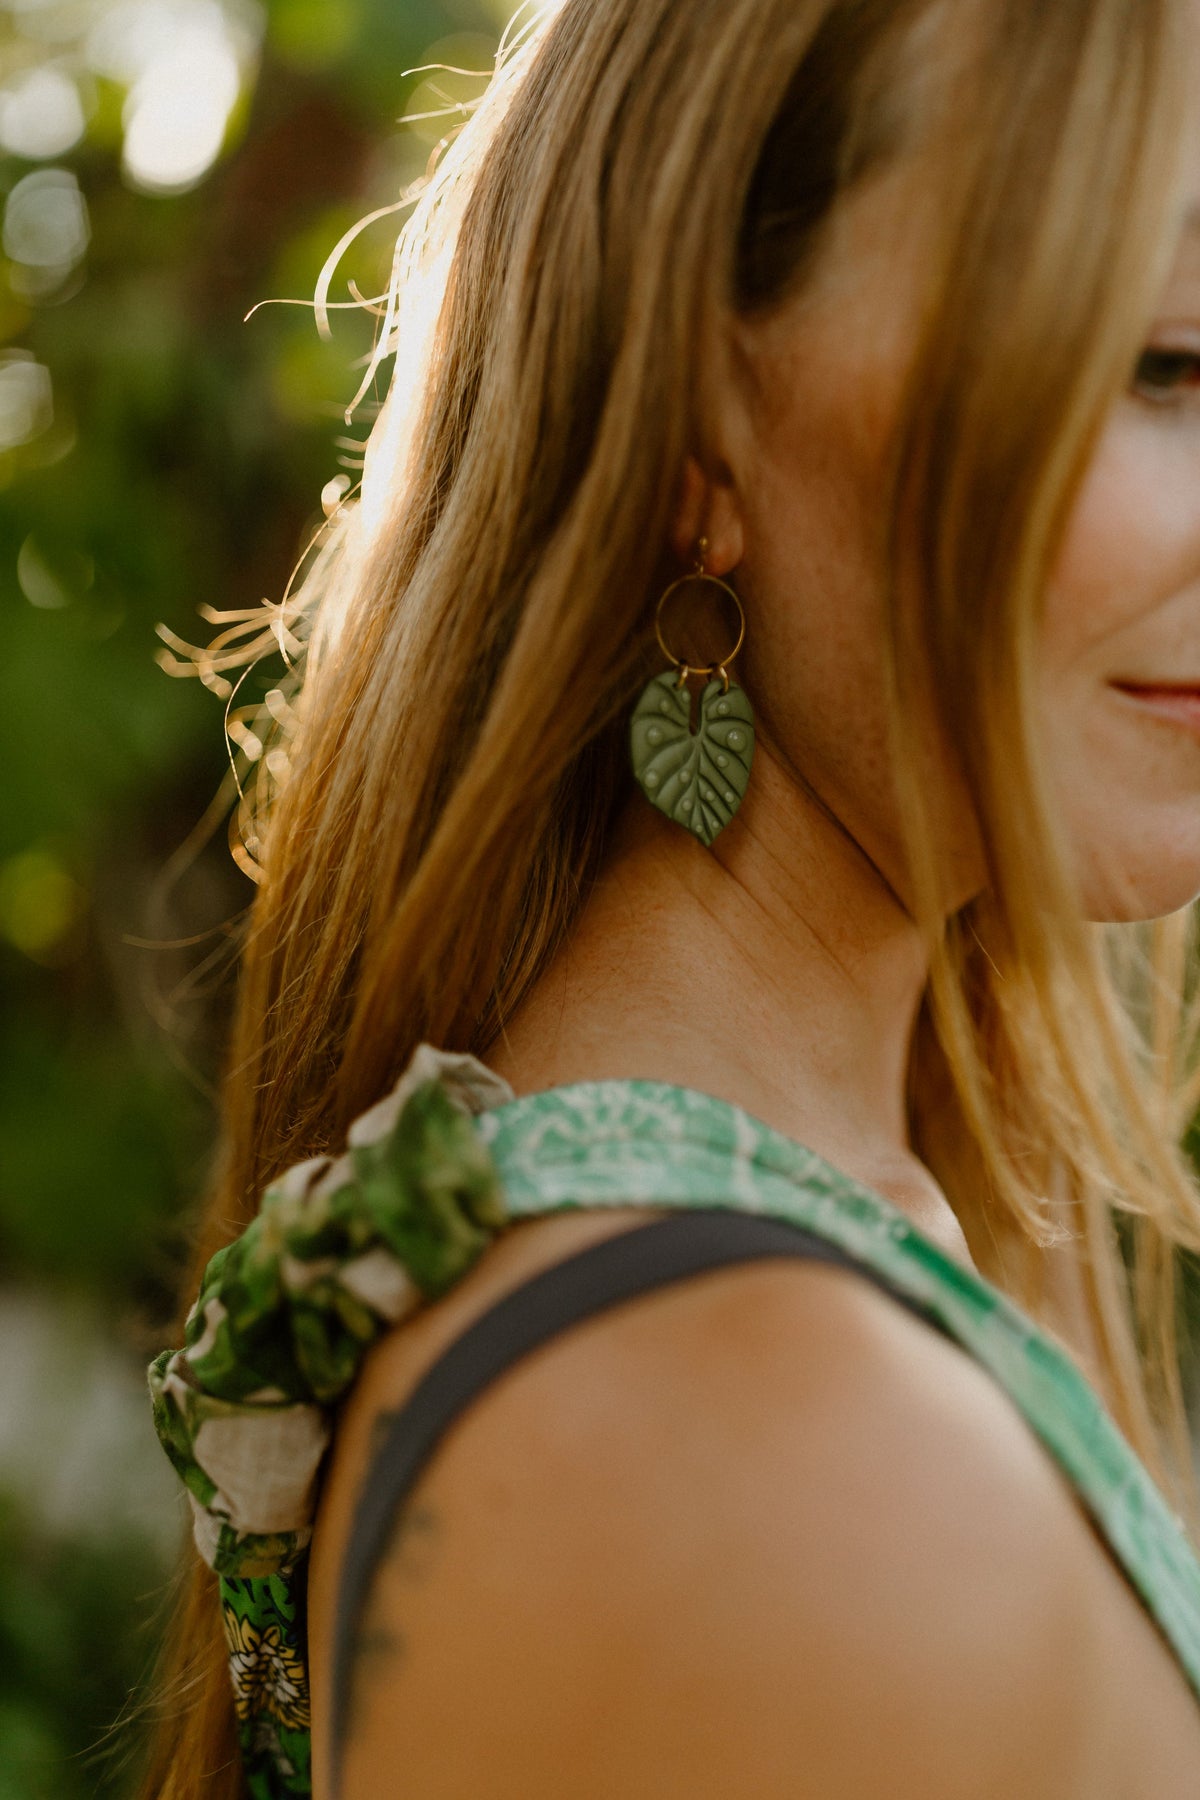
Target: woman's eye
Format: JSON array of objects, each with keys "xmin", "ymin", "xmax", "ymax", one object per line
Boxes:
[{"xmin": 1132, "ymin": 347, "xmax": 1200, "ymax": 401}]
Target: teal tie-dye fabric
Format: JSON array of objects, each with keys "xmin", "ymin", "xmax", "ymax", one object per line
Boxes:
[{"xmin": 149, "ymin": 1044, "xmax": 1200, "ymax": 1798}]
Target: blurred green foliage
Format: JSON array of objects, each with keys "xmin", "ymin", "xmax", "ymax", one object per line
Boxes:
[
  {"xmin": 0, "ymin": 1495, "xmax": 160, "ymax": 1800},
  {"xmin": 0, "ymin": 0, "xmax": 504, "ymax": 1790},
  {"xmin": 4, "ymin": 2, "xmax": 1199, "ymax": 1793}
]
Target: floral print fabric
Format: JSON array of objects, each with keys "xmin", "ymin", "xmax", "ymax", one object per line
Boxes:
[
  {"xmin": 148, "ymin": 1045, "xmax": 515, "ymax": 1796},
  {"xmin": 149, "ymin": 1043, "xmax": 1200, "ymax": 1798},
  {"xmin": 221, "ymin": 1577, "xmax": 310, "ymax": 1793}
]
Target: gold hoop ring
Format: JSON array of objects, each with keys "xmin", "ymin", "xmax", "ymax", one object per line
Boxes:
[{"xmin": 654, "ymin": 571, "xmax": 747, "ymax": 688}]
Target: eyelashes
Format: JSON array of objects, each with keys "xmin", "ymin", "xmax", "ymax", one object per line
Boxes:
[{"xmin": 1132, "ymin": 347, "xmax": 1200, "ymax": 402}]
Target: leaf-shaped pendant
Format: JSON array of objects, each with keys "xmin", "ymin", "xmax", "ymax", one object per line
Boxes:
[{"xmin": 629, "ymin": 670, "xmax": 756, "ymax": 847}]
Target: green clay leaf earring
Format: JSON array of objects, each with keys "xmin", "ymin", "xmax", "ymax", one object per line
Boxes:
[{"xmin": 629, "ymin": 538, "xmax": 756, "ymax": 848}]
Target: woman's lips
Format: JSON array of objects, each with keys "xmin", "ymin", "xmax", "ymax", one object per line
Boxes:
[{"xmin": 1110, "ymin": 682, "xmax": 1200, "ymax": 738}]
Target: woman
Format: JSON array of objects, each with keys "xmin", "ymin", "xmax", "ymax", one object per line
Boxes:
[{"xmin": 144, "ymin": 0, "xmax": 1200, "ymax": 1793}]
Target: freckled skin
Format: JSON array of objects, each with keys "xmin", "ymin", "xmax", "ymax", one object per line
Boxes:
[
  {"xmin": 724, "ymin": 151, "xmax": 1200, "ymax": 932},
  {"xmin": 471, "ymin": 137, "xmax": 1200, "ymax": 1231},
  {"xmin": 310, "ymin": 57, "xmax": 1200, "ymax": 1800},
  {"xmin": 719, "ymin": 163, "xmax": 978, "ymax": 919},
  {"xmin": 1041, "ymin": 218, "xmax": 1200, "ymax": 918}
]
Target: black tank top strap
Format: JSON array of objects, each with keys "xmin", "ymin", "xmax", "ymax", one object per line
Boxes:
[{"xmin": 329, "ymin": 1206, "xmax": 949, "ymax": 1788}]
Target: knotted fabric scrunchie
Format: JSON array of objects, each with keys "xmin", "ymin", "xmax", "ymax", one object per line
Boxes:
[{"xmin": 147, "ymin": 1044, "xmax": 515, "ymax": 1798}]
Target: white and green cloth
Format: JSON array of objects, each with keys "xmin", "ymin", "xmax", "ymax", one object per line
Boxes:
[{"xmin": 149, "ymin": 1043, "xmax": 1200, "ymax": 1797}]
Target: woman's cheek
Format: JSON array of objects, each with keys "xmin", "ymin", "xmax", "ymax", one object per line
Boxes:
[
  {"xmin": 1044, "ymin": 408, "xmax": 1181, "ymax": 673},
  {"xmin": 1036, "ymin": 408, "xmax": 1200, "ymax": 921}
]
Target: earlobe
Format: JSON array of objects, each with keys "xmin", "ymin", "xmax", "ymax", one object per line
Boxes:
[{"xmin": 671, "ymin": 453, "xmax": 745, "ymax": 574}]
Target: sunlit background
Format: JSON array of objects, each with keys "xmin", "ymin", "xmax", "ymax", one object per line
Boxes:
[
  {"xmin": 0, "ymin": 0, "xmax": 509, "ymax": 1791},
  {"xmin": 7, "ymin": 2, "xmax": 1200, "ymax": 1793}
]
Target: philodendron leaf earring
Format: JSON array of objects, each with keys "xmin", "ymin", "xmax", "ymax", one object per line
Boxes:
[{"xmin": 629, "ymin": 538, "xmax": 756, "ymax": 848}]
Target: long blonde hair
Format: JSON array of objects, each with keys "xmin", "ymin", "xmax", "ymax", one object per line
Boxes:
[{"xmin": 141, "ymin": 0, "xmax": 1200, "ymax": 1790}]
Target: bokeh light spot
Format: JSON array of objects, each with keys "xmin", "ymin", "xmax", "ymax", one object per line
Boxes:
[
  {"xmin": 0, "ymin": 67, "xmax": 87, "ymax": 160},
  {"xmin": 3, "ymin": 168, "xmax": 90, "ymax": 300},
  {"xmin": 402, "ymin": 37, "xmax": 496, "ymax": 147},
  {"xmin": 122, "ymin": 36, "xmax": 240, "ymax": 192},
  {"xmin": 85, "ymin": 0, "xmax": 263, "ymax": 195},
  {"xmin": 0, "ymin": 848, "xmax": 86, "ymax": 962},
  {"xmin": 0, "ymin": 353, "xmax": 53, "ymax": 450},
  {"xmin": 17, "ymin": 532, "xmax": 93, "ymax": 607},
  {"xmin": 270, "ymin": 0, "xmax": 360, "ymax": 70}
]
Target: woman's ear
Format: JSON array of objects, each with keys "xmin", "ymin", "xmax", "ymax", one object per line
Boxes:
[{"xmin": 670, "ymin": 454, "xmax": 745, "ymax": 574}]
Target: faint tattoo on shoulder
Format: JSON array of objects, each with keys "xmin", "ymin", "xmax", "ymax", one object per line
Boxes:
[
  {"xmin": 348, "ymin": 1409, "xmax": 444, "ymax": 1721},
  {"xmin": 388, "ymin": 1500, "xmax": 440, "ymax": 1581}
]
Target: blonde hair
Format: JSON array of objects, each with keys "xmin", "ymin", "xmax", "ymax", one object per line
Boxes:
[{"xmin": 140, "ymin": 0, "xmax": 1200, "ymax": 1790}]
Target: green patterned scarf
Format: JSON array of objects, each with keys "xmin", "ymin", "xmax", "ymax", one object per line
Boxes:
[
  {"xmin": 148, "ymin": 1047, "xmax": 516, "ymax": 1796},
  {"xmin": 150, "ymin": 1044, "xmax": 1200, "ymax": 1797}
]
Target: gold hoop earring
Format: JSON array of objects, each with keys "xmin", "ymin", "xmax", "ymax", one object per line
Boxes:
[{"xmin": 629, "ymin": 538, "xmax": 756, "ymax": 848}]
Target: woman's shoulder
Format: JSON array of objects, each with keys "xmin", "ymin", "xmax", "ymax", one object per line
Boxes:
[{"xmin": 308, "ymin": 1205, "xmax": 1108, "ymax": 1799}]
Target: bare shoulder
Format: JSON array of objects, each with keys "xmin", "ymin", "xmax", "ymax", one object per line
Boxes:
[{"xmin": 313, "ymin": 1219, "xmax": 1111, "ymax": 1800}]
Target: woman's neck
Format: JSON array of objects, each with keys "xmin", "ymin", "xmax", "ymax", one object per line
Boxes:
[{"xmin": 486, "ymin": 740, "xmax": 975, "ymax": 1268}]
